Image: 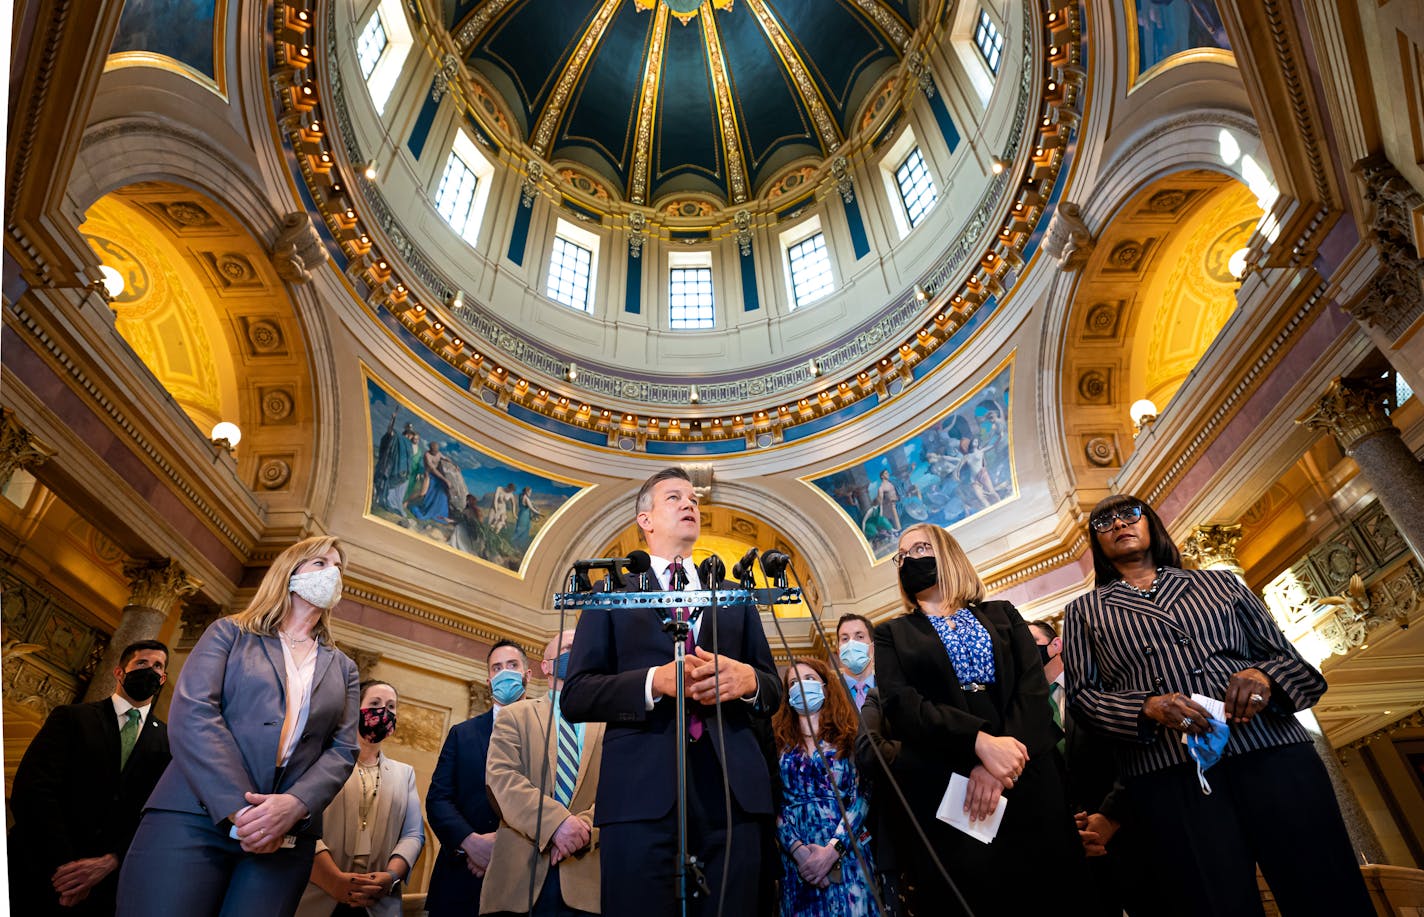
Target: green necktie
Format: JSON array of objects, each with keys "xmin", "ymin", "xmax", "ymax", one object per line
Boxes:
[
  {"xmin": 1049, "ymin": 683, "xmax": 1066, "ymax": 755},
  {"xmin": 119, "ymin": 708, "xmax": 141, "ymax": 769}
]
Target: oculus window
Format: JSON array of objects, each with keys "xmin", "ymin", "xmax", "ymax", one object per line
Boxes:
[
  {"xmin": 783, "ymin": 217, "xmax": 835, "ymax": 310},
  {"xmin": 668, "ymin": 252, "xmax": 715, "ymax": 329},
  {"xmin": 974, "ymin": 9, "xmax": 1004, "ymax": 74},
  {"xmin": 547, "ymin": 220, "xmax": 598, "ymax": 313},
  {"xmin": 895, "ymin": 147, "xmax": 938, "ymax": 229}
]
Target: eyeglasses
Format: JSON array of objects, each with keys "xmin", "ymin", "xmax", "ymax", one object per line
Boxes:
[
  {"xmin": 892, "ymin": 541, "xmax": 934, "ymax": 567},
  {"xmin": 1090, "ymin": 503, "xmax": 1145, "ymax": 533}
]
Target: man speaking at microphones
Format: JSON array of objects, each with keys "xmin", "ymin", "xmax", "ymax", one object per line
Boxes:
[{"xmin": 562, "ymin": 466, "xmax": 781, "ymax": 916}]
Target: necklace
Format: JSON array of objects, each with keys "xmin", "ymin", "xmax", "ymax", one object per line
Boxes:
[
  {"xmin": 1125, "ymin": 567, "xmax": 1165, "ymax": 599},
  {"xmin": 279, "ymin": 629, "xmax": 312, "ymax": 648},
  {"xmin": 357, "ymin": 759, "xmax": 381, "ymax": 831}
]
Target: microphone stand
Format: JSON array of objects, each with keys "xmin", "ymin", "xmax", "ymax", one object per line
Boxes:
[{"xmin": 663, "ymin": 558, "xmax": 708, "ymax": 915}]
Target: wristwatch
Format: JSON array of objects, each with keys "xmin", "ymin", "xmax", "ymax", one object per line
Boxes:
[
  {"xmin": 831, "ymin": 837, "xmax": 847, "ymax": 857},
  {"xmin": 388, "ymin": 876, "xmax": 403, "ymax": 898}
]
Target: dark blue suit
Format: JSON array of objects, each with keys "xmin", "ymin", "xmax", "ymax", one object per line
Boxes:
[
  {"xmin": 425, "ymin": 709, "xmax": 500, "ymax": 917},
  {"xmin": 562, "ymin": 575, "xmax": 780, "ymax": 916}
]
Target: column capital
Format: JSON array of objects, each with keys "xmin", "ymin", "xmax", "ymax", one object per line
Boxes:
[
  {"xmin": 1345, "ymin": 155, "xmax": 1424, "ymax": 340},
  {"xmin": 122, "ymin": 558, "xmax": 202, "ymax": 611},
  {"xmin": 0, "ymin": 409, "xmax": 56, "ymax": 490},
  {"xmin": 335, "ymin": 643, "xmax": 382, "ymax": 681},
  {"xmin": 1297, "ymin": 376, "xmax": 1396, "ymax": 454},
  {"xmin": 467, "ymin": 679, "xmax": 491, "ymax": 719},
  {"xmin": 1181, "ymin": 523, "xmax": 1245, "ymax": 573}
]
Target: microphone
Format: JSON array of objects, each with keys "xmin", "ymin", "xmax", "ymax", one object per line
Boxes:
[
  {"xmin": 571, "ymin": 556, "xmax": 628, "ymax": 592},
  {"xmin": 760, "ymin": 550, "xmax": 791, "ymax": 580},
  {"xmin": 731, "ymin": 547, "xmax": 759, "ymax": 583},
  {"xmin": 624, "ymin": 550, "xmax": 652, "ymax": 591},
  {"xmin": 697, "ymin": 554, "xmax": 726, "ymax": 586}
]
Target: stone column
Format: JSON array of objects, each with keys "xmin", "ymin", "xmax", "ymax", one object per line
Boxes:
[
  {"xmin": 1300, "ymin": 377, "xmax": 1424, "ymax": 565},
  {"xmin": 85, "ymin": 558, "xmax": 201, "ymax": 700},
  {"xmin": 1180, "ymin": 523, "xmax": 1245, "ymax": 576},
  {"xmin": 1296, "ymin": 709, "xmax": 1387, "ymax": 865},
  {"xmin": 0, "ymin": 409, "xmax": 55, "ymax": 491},
  {"xmin": 335, "ymin": 644, "xmax": 382, "ymax": 682}
]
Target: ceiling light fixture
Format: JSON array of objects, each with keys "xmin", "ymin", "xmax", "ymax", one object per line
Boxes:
[
  {"xmin": 210, "ymin": 421, "xmax": 242, "ymax": 449},
  {"xmin": 98, "ymin": 265, "xmax": 125, "ymax": 299},
  {"xmin": 991, "ymin": 156, "xmax": 1010, "ymax": 175}
]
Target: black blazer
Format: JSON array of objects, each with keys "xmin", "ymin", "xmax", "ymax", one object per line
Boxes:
[
  {"xmin": 8, "ymin": 698, "xmax": 170, "ymax": 907},
  {"xmin": 875, "ymin": 601, "xmax": 1058, "ymax": 806},
  {"xmin": 562, "ymin": 574, "xmax": 782, "ymax": 823},
  {"xmin": 424, "ymin": 709, "xmax": 500, "ymax": 917}
]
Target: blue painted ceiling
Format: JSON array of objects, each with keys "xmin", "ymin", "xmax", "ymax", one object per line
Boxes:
[{"xmin": 451, "ymin": 0, "xmax": 913, "ymax": 206}]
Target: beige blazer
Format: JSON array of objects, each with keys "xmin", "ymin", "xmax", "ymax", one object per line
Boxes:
[
  {"xmin": 295, "ymin": 753, "xmax": 426, "ymax": 917},
  {"xmin": 480, "ymin": 696, "xmax": 605, "ymax": 914}
]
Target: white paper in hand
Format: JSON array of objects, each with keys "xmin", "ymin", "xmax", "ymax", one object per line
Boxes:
[
  {"xmin": 935, "ymin": 772, "xmax": 1007, "ymax": 844},
  {"xmin": 1180, "ymin": 693, "xmax": 1226, "ymax": 745}
]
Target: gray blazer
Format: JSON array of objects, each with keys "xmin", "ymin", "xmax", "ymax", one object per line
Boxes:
[{"xmin": 144, "ymin": 616, "xmax": 360, "ymax": 835}]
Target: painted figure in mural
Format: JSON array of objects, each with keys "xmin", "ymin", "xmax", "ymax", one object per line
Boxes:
[
  {"xmin": 490, "ymin": 483, "xmax": 517, "ymax": 533},
  {"xmin": 410, "ymin": 442, "xmax": 468, "ymax": 524},
  {"xmin": 511, "ymin": 486, "xmax": 541, "ymax": 548},
  {"xmin": 448, "ymin": 495, "xmax": 488, "ymax": 557},
  {"xmin": 958, "ymin": 437, "xmax": 1003, "ymax": 510},
  {"xmin": 374, "ymin": 412, "xmax": 418, "ymax": 516},
  {"xmin": 875, "ymin": 470, "xmax": 901, "ymax": 533}
]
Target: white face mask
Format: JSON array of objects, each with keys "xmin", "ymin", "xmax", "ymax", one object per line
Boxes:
[{"xmin": 289, "ymin": 565, "xmax": 342, "ymax": 609}]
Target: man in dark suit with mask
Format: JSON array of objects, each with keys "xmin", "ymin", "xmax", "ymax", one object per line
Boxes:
[
  {"xmin": 8, "ymin": 639, "xmax": 172, "ymax": 915},
  {"xmin": 562, "ymin": 466, "xmax": 782, "ymax": 916},
  {"xmin": 426, "ymin": 639, "xmax": 530, "ymax": 917}
]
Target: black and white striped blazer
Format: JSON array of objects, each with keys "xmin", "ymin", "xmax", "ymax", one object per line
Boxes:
[{"xmin": 1062, "ymin": 567, "xmax": 1324, "ymax": 777}]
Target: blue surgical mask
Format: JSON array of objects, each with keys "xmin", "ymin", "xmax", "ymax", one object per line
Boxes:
[
  {"xmin": 555, "ymin": 651, "xmax": 571, "ymax": 681},
  {"xmin": 490, "ymin": 668, "xmax": 526, "ymax": 706},
  {"xmin": 1185, "ymin": 717, "xmax": 1230, "ymax": 794},
  {"xmin": 839, "ymin": 641, "xmax": 871, "ymax": 676},
  {"xmin": 788, "ymin": 679, "xmax": 825, "ymax": 715}
]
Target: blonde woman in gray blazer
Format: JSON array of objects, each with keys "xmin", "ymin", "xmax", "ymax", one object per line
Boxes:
[
  {"xmin": 297, "ymin": 680, "xmax": 425, "ymax": 916},
  {"xmin": 117, "ymin": 536, "xmax": 361, "ymax": 917}
]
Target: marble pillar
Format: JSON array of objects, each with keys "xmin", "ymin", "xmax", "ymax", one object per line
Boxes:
[
  {"xmin": 1297, "ymin": 709, "xmax": 1387, "ymax": 865},
  {"xmin": 84, "ymin": 558, "xmax": 201, "ymax": 700},
  {"xmin": 1300, "ymin": 377, "xmax": 1424, "ymax": 565}
]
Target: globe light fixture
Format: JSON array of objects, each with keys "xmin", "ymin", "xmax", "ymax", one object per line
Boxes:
[{"xmin": 211, "ymin": 421, "xmax": 243, "ymax": 449}]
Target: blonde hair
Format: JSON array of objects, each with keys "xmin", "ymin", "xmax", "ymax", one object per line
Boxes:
[
  {"xmin": 897, "ymin": 523, "xmax": 985, "ymax": 613},
  {"xmin": 230, "ymin": 535, "xmax": 345, "ymax": 644}
]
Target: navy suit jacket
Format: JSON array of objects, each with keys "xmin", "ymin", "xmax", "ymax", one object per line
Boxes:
[
  {"xmin": 425, "ymin": 709, "xmax": 500, "ymax": 917},
  {"xmin": 561, "ymin": 574, "xmax": 781, "ymax": 824},
  {"xmin": 8, "ymin": 698, "xmax": 170, "ymax": 912}
]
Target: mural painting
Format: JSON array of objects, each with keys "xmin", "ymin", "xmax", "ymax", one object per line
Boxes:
[
  {"xmin": 111, "ymin": 0, "xmax": 218, "ymax": 81},
  {"xmin": 1134, "ymin": 0, "xmax": 1229, "ymax": 75},
  {"xmin": 808, "ymin": 362, "xmax": 1015, "ymax": 561},
  {"xmin": 365, "ymin": 376, "xmax": 584, "ymax": 573}
]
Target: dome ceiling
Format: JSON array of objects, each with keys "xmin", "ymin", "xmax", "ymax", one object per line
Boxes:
[{"xmin": 449, "ymin": 0, "xmax": 914, "ymax": 206}]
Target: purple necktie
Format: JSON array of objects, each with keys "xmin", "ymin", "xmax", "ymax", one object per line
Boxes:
[{"xmin": 668, "ymin": 563, "xmax": 704, "ymax": 740}]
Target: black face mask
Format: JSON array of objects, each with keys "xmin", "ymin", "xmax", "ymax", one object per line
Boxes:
[
  {"xmin": 898, "ymin": 556, "xmax": 938, "ymax": 596},
  {"xmin": 1037, "ymin": 643, "xmax": 1053, "ymax": 667},
  {"xmin": 122, "ymin": 667, "xmax": 163, "ymax": 703}
]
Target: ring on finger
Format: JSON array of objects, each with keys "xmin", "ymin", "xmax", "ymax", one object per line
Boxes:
[
  {"xmin": 1249, "ymin": 692, "xmax": 1265, "ymax": 705},
  {"xmin": 1180, "ymin": 716, "xmax": 1193, "ymax": 729}
]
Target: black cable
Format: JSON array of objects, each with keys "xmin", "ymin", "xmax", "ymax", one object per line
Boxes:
[
  {"xmin": 776, "ymin": 563, "xmax": 973, "ymax": 917},
  {"xmin": 527, "ymin": 581, "xmax": 573, "ymax": 914},
  {"xmin": 760, "ymin": 576, "xmax": 888, "ymax": 917},
  {"xmin": 698, "ymin": 557, "xmax": 734, "ymax": 917}
]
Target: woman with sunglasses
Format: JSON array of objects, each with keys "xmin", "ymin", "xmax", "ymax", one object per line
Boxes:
[
  {"xmin": 1063, "ymin": 495, "xmax": 1372, "ymax": 916},
  {"xmin": 874, "ymin": 523, "xmax": 1082, "ymax": 916}
]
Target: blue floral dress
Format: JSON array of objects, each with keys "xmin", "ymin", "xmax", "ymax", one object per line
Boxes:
[
  {"xmin": 776, "ymin": 743, "xmax": 876, "ymax": 917},
  {"xmin": 927, "ymin": 608, "xmax": 996, "ymax": 685}
]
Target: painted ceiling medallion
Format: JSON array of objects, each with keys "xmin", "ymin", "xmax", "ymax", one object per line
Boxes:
[{"xmin": 633, "ymin": 0, "xmax": 734, "ymax": 26}]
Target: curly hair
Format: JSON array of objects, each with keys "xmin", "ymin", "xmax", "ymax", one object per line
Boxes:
[{"xmin": 771, "ymin": 656, "xmax": 859, "ymax": 759}]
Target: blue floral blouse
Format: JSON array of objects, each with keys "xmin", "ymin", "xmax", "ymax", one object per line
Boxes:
[{"xmin": 927, "ymin": 608, "xmax": 996, "ymax": 685}]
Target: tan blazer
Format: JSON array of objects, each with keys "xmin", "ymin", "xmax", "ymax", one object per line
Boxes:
[
  {"xmin": 480, "ymin": 696, "xmax": 605, "ymax": 914},
  {"xmin": 294, "ymin": 753, "xmax": 426, "ymax": 917}
]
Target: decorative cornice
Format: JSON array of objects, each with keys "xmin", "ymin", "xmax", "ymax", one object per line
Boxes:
[
  {"xmin": 3, "ymin": 1, "xmax": 70, "ymax": 247},
  {"xmin": 340, "ymin": 582, "xmax": 519, "ymax": 646},
  {"xmin": 1261, "ymin": 0, "xmax": 1332, "ymax": 205},
  {"xmin": 983, "ymin": 534, "xmax": 1088, "ymax": 593},
  {"xmin": 1342, "ymin": 707, "xmax": 1424, "ymax": 753},
  {"xmin": 5, "ymin": 298, "xmax": 256, "ymax": 555},
  {"xmin": 1142, "ymin": 281, "xmax": 1326, "ymax": 506},
  {"xmin": 453, "ymin": 0, "xmax": 520, "ymax": 53}
]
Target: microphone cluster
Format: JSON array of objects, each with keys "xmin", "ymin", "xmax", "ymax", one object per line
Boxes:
[{"xmin": 565, "ymin": 547, "xmax": 791, "ymax": 592}]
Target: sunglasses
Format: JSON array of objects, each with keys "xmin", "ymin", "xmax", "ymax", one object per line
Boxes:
[{"xmin": 1090, "ymin": 503, "xmax": 1144, "ymax": 533}]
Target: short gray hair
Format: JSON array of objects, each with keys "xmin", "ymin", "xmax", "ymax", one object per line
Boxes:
[{"xmin": 635, "ymin": 467, "xmax": 692, "ymax": 514}]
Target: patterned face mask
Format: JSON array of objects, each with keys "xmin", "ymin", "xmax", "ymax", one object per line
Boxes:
[
  {"xmin": 359, "ymin": 706, "xmax": 397, "ymax": 743},
  {"xmin": 289, "ymin": 565, "xmax": 342, "ymax": 609}
]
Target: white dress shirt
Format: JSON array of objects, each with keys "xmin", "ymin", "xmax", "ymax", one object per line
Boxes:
[
  {"xmin": 277, "ymin": 640, "xmax": 318, "ymax": 767},
  {"xmin": 111, "ymin": 694, "xmax": 152, "ymax": 731}
]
